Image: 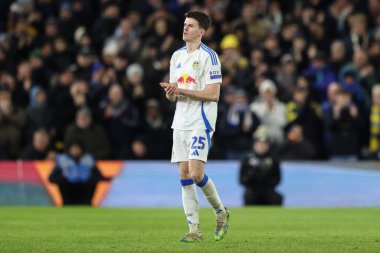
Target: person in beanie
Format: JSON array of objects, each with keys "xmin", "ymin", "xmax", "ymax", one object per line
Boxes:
[{"xmin": 239, "ymin": 126, "xmax": 283, "ymax": 206}]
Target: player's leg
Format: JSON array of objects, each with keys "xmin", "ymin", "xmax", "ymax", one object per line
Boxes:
[
  {"xmin": 189, "ymin": 159, "xmax": 229, "ymax": 240},
  {"xmin": 188, "ymin": 130, "xmax": 229, "ymax": 241},
  {"xmin": 172, "ymin": 130, "xmax": 202, "ymax": 242},
  {"xmin": 178, "ymin": 161, "xmax": 202, "ymax": 242},
  {"xmin": 188, "ymin": 160, "xmax": 222, "ymax": 211}
]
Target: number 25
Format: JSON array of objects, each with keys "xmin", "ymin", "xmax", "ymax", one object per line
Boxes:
[{"xmin": 191, "ymin": 136, "xmax": 206, "ymax": 150}]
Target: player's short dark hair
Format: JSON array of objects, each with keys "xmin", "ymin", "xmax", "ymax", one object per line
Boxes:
[{"xmin": 185, "ymin": 11, "xmax": 211, "ymax": 31}]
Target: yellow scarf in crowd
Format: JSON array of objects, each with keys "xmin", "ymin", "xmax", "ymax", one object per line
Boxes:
[{"xmin": 369, "ymin": 105, "xmax": 380, "ymax": 152}]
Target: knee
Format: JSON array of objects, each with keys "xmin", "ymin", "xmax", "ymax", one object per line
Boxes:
[
  {"xmin": 189, "ymin": 172, "xmax": 203, "ymax": 183},
  {"xmin": 179, "ymin": 171, "xmax": 190, "ymax": 179}
]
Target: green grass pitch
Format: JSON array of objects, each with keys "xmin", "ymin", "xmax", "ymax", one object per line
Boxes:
[{"xmin": 0, "ymin": 207, "xmax": 379, "ymax": 253}]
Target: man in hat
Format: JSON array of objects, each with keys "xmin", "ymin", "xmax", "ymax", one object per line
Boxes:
[
  {"xmin": 72, "ymin": 46, "xmax": 96, "ymax": 80},
  {"xmin": 64, "ymin": 106, "xmax": 110, "ymax": 159},
  {"xmin": 239, "ymin": 126, "xmax": 283, "ymax": 206}
]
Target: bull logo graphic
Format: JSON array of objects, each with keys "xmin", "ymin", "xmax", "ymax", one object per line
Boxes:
[{"xmin": 177, "ymin": 74, "xmax": 197, "ymax": 87}]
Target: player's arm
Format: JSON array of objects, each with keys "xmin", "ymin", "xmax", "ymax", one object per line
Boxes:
[{"xmin": 177, "ymin": 83, "xmax": 220, "ymax": 102}]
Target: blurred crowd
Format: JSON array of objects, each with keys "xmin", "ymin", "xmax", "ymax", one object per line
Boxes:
[{"xmin": 0, "ymin": 0, "xmax": 380, "ymax": 161}]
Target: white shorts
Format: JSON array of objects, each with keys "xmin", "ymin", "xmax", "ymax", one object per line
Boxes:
[{"xmin": 171, "ymin": 129, "xmax": 213, "ymax": 163}]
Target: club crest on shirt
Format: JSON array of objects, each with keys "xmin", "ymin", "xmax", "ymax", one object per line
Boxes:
[{"xmin": 192, "ymin": 61, "xmax": 199, "ymax": 69}]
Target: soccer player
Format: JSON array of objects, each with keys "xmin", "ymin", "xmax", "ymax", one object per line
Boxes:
[{"xmin": 160, "ymin": 11, "xmax": 229, "ymax": 243}]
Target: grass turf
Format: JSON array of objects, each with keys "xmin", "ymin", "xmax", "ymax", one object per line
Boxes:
[{"xmin": 0, "ymin": 207, "xmax": 379, "ymax": 253}]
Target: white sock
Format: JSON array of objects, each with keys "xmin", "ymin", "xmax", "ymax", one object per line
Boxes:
[
  {"xmin": 181, "ymin": 179, "xmax": 199, "ymax": 233},
  {"xmin": 197, "ymin": 174, "xmax": 226, "ymax": 216}
]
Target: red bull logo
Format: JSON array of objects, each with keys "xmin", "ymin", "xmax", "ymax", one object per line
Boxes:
[{"xmin": 177, "ymin": 74, "xmax": 197, "ymax": 87}]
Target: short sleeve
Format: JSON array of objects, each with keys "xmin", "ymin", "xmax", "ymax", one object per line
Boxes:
[{"xmin": 204, "ymin": 54, "xmax": 222, "ymax": 85}]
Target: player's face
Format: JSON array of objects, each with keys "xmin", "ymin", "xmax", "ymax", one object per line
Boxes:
[{"xmin": 183, "ymin": 18, "xmax": 205, "ymax": 42}]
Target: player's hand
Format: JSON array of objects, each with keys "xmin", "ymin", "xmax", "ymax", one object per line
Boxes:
[{"xmin": 160, "ymin": 82, "xmax": 179, "ymax": 95}]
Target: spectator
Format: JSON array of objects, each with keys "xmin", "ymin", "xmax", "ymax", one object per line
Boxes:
[
  {"xmin": 303, "ymin": 51, "xmax": 336, "ymax": 102},
  {"xmin": 232, "ymin": 47, "xmax": 265, "ymax": 98},
  {"xmin": 58, "ymin": 2, "xmax": 77, "ymax": 43},
  {"xmin": 10, "ymin": 18, "xmax": 34, "ymax": 68},
  {"xmin": 99, "ymin": 84, "xmax": 139, "ymax": 159},
  {"xmin": 71, "ymin": 0, "xmax": 94, "ymax": 32},
  {"xmin": 263, "ymin": 33, "xmax": 283, "ymax": 73},
  {"xmin": 328, "ymin": 0, "xmax": 353, "ymax": 33},
  {"xmin": 307, "ymin": 21, "xmax": 331, "ymax": 53},
  {"xmin": 74, "ymin": 27, "xmax": 92, "ymax": 49},
  {"xmin": 142, "ymin": 52, "xmax": 171, "ymax": 99},
  {"xmin": 138, "ymin": 99, "xmax": 171, "ymax": 159},
  {"xmin": 321, "ymin": 82, "xmax": 341, "ymax": 155},
  {"xmin": 344, "ymin": 13, "xmax": 370, "ymax": 56},
  {"xmin": 13, "ymin": 60, "xmax": 32, "ymax": 107},
  {"xmin": 69, "ymin": 79, "xmax": 91, "ymax": 109},
  {"xmin": 29, "ymin": 48, "xmax": 49, "ymax": 89},
  {"xmin": 285, "ymin": 79, "xmax": 325, "ymax": 159},
  {"xmin": 43, "ymin": 17, "xmax": 59, "ymax": 45},
  {"xmin": 264, "ymin": 0, "xmax": 283, "ymax": 34},
  {"xmin": 113, "ymin": 18, "xmax": 138, "ymax": 52},
  {"xmin": 219, "ymin": 34, "xmax": 249, "ymax": 78},
  {"xmin": 126, "ymin": 138, "xmax": 149, "ymax": 160},
  {"xmin": 91, "ymin": 2, "xmax": 120, "ymax": 52},
  {"xmin": 25, "ymin": 86, "xmax": 51, "ymax": 142},
  {"xmin": 339, "ymin": 49, "xmax": 376, "ymax": 101},
  {"xmin": 368, "ymin": 85, "xmax": 380, "ymax": 159},
  {"xmin": 48, "ymin": 67, "xmax": 75, "ymax": 148},
  {"xmin": 144, "ymin": 16, "xmax": 177, "ymax": 57},
  {"xmin": 52, "ymin": 36, "xmax": 74, "ymax": 73},
  {"xmin": 368, "ymin": 39, "xmax": 380, "ymax": 70},
  {"xmin": 124, "ymin": 63, "xmax": 146, "ymax": 116},
  {"xmin": 71, "ymin": 46, "xmax": 97, "ymax": 81},
  {"xmin": 280, "ymin": 21, "xmax": 300, "ymax": 52},
  {"xmin": 250, "ymin": 79, "xmax": 286, "ymax": 145},
  {"xmin": 49, "ymin": 140, "xmax": 109, "ymax": 205},
  {"xmin": 87, "ymin": 62, "xmax": 107, "ymax": 104},
  {"xmin": 112, "ymin": 51, "xmax": 130, "ymax": 86},
  {"xmin": 21, "ymin": 129, "xmax": 55, "ymax": 160},
  {"xmin": 239, "ymin": 127, "xmax": 283, "ymax": 206},
  {"xmin": 0, "ymin": 88, "xmax": 26, "ymax": 159},
  {"xmin": 328, "ymin": 89, "xmax": 361, "ymax": 160},
  {"xmin": 329, "ymin": 40, "xmax": 347, "ymax": 75},
  {"xmin": 101, "ymin": 40, "xmax": 119, "ymax": 68},
  {"xmin": 276, "ymin": 124, "xmax": 316, "ymax": 160},
  {"xmin": 233, "ymin": 3, "xmax": 269, "ymax": 46},
  {"xmin": 218, "ymin": 88, "xmax": 260, "ymax": 159},
  {"xmin": 64, "ymin": 106, "xmax": 110, "ymax": 160},
  {"xmin": 275, "ymin": 53, "xmax": 298, "ymax": 102},
  {"xmin": 290, "ymin": 32, "xmax": 308, "ymax": 71},
  {"xmin": 339, "ymin": 68, "xmax": 369, "ymax": 112}
]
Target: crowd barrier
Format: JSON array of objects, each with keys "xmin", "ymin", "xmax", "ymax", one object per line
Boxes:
[{"xmin": 0, "ymin": 161, "xmax": 379, "ymax": 207}]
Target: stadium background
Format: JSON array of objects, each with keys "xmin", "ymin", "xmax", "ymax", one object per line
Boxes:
[
  {"xmin": 1, "ymin": 1, "xmax": 380, "ymax": 252},
  {"xmin": 0, "ymin": 0, "xmax": 379, "ymax": 161},
  {"xmin": 0, "ymin": 0, "xmax": 379, "ymax": 205}
]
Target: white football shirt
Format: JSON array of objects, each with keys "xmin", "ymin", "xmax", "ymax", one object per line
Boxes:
[{"xmin": 169, "ymin": 43, "xmax": 222, "ymax": 131}]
